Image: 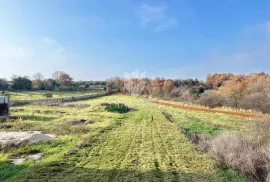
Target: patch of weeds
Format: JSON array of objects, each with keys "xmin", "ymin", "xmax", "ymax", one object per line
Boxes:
[
  {"xmin": 66, "ymin": 119, "xmax": 95, "ymax": 125},
  {"xmin": 13, "ymin": 149, "xmax": 41, "ymax": 156},
  {"xmin": 12, "ymin": 122, "xmax": 41, "ymax": 131},
  {"xmin": 0, "ymin": 162, "xmax": 26, "ymax": 181},
  {"xmin": 10, "ymin": 109, "xmax": 24, "ymax": 113},
  {"xmin": 0, "ymin": 123, "xmax": 13, "ymax": 129},
  {"xmin": 178, "ymin": 121, "xmax": 222, "ymax": 136},
  {"xmin": 104, "ymin": 103, "xmax": 132, "ymax": 113},
  {"xmin": 45, "ymin": 123, "xmax": 90, "ymax": 135},
  {"xmin": 216, "ymin": 167, "xmax": 248, "ymax": 182},
  {"xmin": 32, "ymin": 110, "xmax": 66, "ymax": 114}
]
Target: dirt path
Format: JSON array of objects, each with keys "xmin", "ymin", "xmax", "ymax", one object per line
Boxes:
[{"xmin": 153, "ymin": 101, "xmax": 258, "ymax": 118}]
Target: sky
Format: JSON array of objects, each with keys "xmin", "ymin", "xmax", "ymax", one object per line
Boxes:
[{"xmin": 0, "ymin": 0, "xmax": 270, "ymax": 81}]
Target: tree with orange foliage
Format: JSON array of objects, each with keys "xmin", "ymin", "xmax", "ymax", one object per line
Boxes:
[
  {"xmin": 58, "ymin": 73, "xmax": 73, "ymax": 86},
  {"xmin": 220, "ymin": 79, "xmax": 248, "ymax": 108},
  {"xmin": 163, "ymin": 79, "xmax": 175, "ymax": 96},
  {"xmin": 151, "ymin": 77, "xmax": 165, "ymax": 97},
  {"xmin": 206, "ymin": 73, "xmax": 234, "ymax": 89}
]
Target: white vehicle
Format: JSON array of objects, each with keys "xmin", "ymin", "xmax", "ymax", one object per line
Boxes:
[{"xmin": 0, "ymin": 96, "xmax": 9, "ymax": 115}]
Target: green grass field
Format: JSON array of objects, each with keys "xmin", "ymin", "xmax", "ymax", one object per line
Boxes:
[
  {"xmin": 6, "ymin": 91, "xmax": 104, "ymax": 101},
  {"xmin": 0, "ymin": 95, "xmax": 248, "ymax": 181}
]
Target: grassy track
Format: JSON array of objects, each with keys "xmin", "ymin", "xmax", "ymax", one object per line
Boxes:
[
  {"xmin": 154, "ymin": 101, "xmax": 256, "ymax": 118},
  {"xmin": 7, "ymin": 91, "xmax": 104, "ymax": 101},
  {"xmin": 0, "ymin": 95, "xmax": 248, "ymax": 181},
  {"xmin": 158, "ymin": 104, "xmax": 250, "ymax": 131}
]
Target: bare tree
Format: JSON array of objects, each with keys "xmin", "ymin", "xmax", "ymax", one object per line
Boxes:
[
  {"xmin": 52, "ymin": 71, "xmax": 63, "ymax": 81},
  {"xmin": 33, "ymin": 73, "xmax": 44, "ymax": 81}
]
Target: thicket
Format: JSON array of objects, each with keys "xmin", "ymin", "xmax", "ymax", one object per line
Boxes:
[
  {"xmin": 2, "ymin": 71, "xmax": 270, "ymax": 113},
  {"xmin": 211, "ymin": 118, "xmax": 270, "ymax": 181},
  {"xmin": 106, "ymin": 72, "xmax": 270, "ymax": 114}
]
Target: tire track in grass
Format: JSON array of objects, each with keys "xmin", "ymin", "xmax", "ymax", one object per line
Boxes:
[
  {"xmin": 154, "ymin": 111, "xmax": 180, "ymax": 181},
  {"xmin": 135, "ymin": 109, "xmax": 163, "ymax": 181},
  {"xmin": 109, "ymin": 112, "xmax": 144, "ymax": 181},
  {"xmin": 150, "ymin": 114, "xmax": 164, "ymax": 181},
  {"xmin": 81, "ymin": 111, "xmax": 144, "ymax": 181},
  {"xmin": 154, "ymin": 106, "xmax": 220, "ymax": 182},
  {"xmin": 137, "ymin": 109, "xmax": 150, "ymax": 181},
  {"xmin": 62, "ymin": 116, "xmax": 125, "ymax": 165}
]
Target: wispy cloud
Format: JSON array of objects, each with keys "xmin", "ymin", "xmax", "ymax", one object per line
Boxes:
[
  {"xmin": 41, "ymin": 37, "xmax": 57, "ymax": 44},
  {"xmin": 138, "ymin": 4, "xmax": 178, "ymax": 31},
  {"xmin": 40, "ymin": 36, "xmax": 66, "ymax": 54}
]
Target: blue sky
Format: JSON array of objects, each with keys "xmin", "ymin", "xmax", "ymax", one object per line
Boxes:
[{"xmin": 0, "ymin": 0, "xmax": 270, "ymax": 80}]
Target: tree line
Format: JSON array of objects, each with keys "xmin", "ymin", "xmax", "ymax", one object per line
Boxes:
[
  {"xmin": 106, "ymin": 72, "xmax": 270, "ymax": 114},
  {"xmin": 0, "ymin": 71, "xmax": 106, "ymax": 91},
  {"xmin": 1, "ymin": 71, "xmax": 269, "ymax": 113}
]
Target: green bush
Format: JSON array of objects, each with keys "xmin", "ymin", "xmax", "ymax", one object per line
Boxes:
[{"xmin": 104, "ymin": 103, "xmax": 130, "ymax": 113}]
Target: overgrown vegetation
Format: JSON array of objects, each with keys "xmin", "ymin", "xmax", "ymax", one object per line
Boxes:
[
  {"xmin": 104, "ymin": 72, "xmax": 270, "ymax": 114},
  {"xmin": 210, "ymin": 118, "xmax": 270, "ymax": 182},
  {"xmin": 159, "ymin": 101, "xmax": 270, "ymax": 181}
]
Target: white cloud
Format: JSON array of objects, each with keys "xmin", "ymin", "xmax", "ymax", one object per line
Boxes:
[
  {"xmin": 41, "ymin": 37, "xmax": 57, "ymax": 44},
  {"xmin": 138, "ymin": 4, "xmax": 178, "ymax": 31},
  {"xmin": 40, "ymin": 36, "xmax": 66, "ymax": 55}
]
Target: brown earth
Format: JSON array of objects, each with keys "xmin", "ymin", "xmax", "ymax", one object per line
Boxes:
[{"xmin": 153, "ymin": 101, "xmax": 261, "ymax": 118}]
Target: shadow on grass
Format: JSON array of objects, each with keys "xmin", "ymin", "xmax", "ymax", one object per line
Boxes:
[{"xmin": 6, "ymin": 161, "xmax": 217, "ymax": 182}]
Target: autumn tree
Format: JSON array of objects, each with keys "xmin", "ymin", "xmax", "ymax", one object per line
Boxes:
[
  {"xmin": 43, "ymin": 79, "xmax": 59, "ymax": 90},
  {"xmin": 151, "ymin": 77, "xmax": 165, "ymax": 97},
  {"xmin": 206, "ymin": 73, "xmax": 234, "ymax": 89},
  {"xmin": 52, "ymin": 71, "xmax": 63, "ymax": 81},
  {"xmin": 220, "ymin": 79, "xmax": 248, "ymax": 108},
  {"xmin": 58, "ymin": 73, "xmax": 73, "ymax": 86},
  {"xmin": 106, "ymin": 77, "xmax": 117, "ymax": 89},
  {"xmin": 163, "ymin": 80, "xmax": 175, "ymax": 96},
  {"xmin": 115, "ymin": 77, "xmax": 124, "ymax": 92},
  {"xmin": 32, "ymin": 73, "xmax": 45, "ymax": 90}
]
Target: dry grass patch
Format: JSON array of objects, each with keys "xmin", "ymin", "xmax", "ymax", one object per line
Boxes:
[{"xmin": 211, "ymin": 118, "xmax": 270, "ymax": 181}]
